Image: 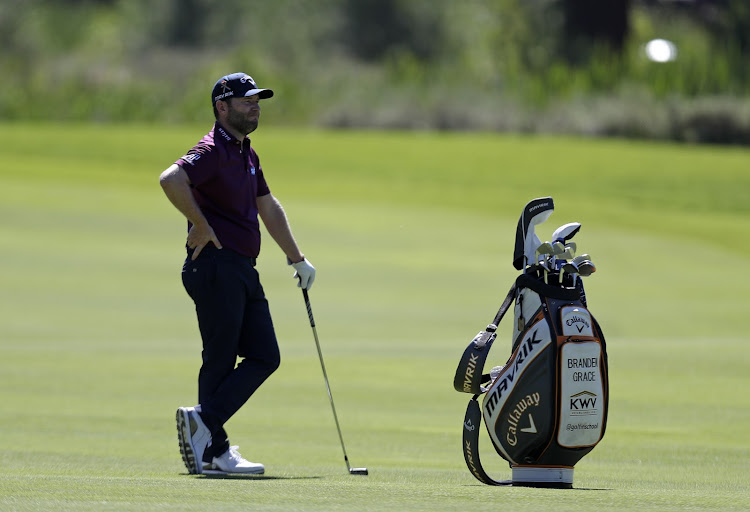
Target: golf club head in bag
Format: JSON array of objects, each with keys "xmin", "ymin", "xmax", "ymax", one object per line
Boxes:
[
  {"xmin": 551, "ymin": 222, "xmax": 581, "ymax": 244},
  {"xmin": 513, "ymin": 197, "xmax": 554, "ymax": 270}
]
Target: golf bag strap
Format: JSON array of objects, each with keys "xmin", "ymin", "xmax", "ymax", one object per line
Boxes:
[
  {"xmin": 453, "ymin": 283, "xmax": 517, "ymax": 394},
  {"xmin": 490, "ymin": 282, "xmax": 518, "ymax": 328},
  {"xmin": 463, "ymin": 396, "xmax": 511, "ymax": 486}
]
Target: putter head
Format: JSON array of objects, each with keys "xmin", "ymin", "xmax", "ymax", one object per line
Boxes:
[{"xmin": 349, "ymin": 468, "xmax": 369, "ymax": 475}]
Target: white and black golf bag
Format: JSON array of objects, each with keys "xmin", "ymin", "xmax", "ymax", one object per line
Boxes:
[{"xmin": 453, "ymin": 197, "xmax": 608, "ymax": 488}]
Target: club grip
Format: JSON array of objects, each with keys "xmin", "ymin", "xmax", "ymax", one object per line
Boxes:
[{"xmin": 302, "ymin": 288, "xmax": 315, "ymax": 327}]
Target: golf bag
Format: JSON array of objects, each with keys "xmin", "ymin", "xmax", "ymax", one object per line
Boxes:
[{"xmin": 453, "ymin": 198, "xmax": 608, "ymax": 488}]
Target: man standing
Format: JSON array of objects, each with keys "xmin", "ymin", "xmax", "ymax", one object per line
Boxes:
[{"xmin": 159, "ymin": 72, "xmax": 315, "ymax": 475}]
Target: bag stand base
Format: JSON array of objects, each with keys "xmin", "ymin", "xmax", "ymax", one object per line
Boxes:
[{"xmin": 511, "ymin": 466, "xmax": 574, "ymax": 489}]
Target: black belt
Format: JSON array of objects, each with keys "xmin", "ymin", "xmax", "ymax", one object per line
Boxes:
[{"xmin": 187, "ymin": 245, "xmax": 256, "ymax": 266}]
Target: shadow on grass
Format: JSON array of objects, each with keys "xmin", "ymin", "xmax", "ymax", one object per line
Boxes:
[
  {"xmin": 186, "ymin": 473, "xmax": 322, "ymax": 481},
  {"xmin": 463, "ymin": 484, "xmax": 614, "ymax": 491}
]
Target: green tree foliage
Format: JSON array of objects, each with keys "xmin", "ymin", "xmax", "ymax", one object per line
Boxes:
[{"xmin": 1, "ymin": 0, "xmax": 749, "ymax": 143}]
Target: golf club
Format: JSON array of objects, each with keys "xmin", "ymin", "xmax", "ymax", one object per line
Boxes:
[
  {"xmin": 577, "ymin": 260, "xmax": 596, "ymax": 277},
  {"xmin": 561, "ymin": 261, "xmax": 578, "ymax": 285},
  {"xmin": 536, "ymin": 242, "xmax": 554, "ymax": 284},
  {"xmin": 573, "ymin": 254, "xmax": 591, "ymax": 266},
  {"xmin": 301, "ymin": 288, "xmax": 368, "ymax": 476},
  {"xmin": 565, "ymin": 241, "xmax": 577, "ymax": 257},
  {"xmin": 552, "ymin": 222, "xmax": 581, "ymax": 243},
  {"xmin": 549, "ymin": 241, "xmax": 566, "ymax": 272}
]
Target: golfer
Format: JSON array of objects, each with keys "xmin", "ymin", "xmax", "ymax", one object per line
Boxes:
[{"xmin": 159, "ymin": 72, "xmax": 315, "ymax": 475}]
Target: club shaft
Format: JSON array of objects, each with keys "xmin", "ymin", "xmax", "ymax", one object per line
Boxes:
[{"xmin": 302, "ymin": 289, "xmax": 352, "ymax": 472}]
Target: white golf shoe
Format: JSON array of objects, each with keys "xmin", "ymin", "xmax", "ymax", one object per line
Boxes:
[
  {"xmin": 176, "ymin": 407, "xmax": 211, "ymax": 475},
  {"xmin": 203, "ymin": 445, "xmax": 265, "ymax": 475}
]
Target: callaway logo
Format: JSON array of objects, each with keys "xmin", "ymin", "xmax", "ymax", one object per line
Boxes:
[
  {"xmin": 505, "ymin": 392, "xmax": 540, "ymax": 446},
  {"xmin": 239, "ymin": 75, "xmax": 256, "ymax": 86},
  {"xmin": 520, "ymin": 414, "xmax": 537, "ymax": 433},
  {"xmin": 561, "ymin": 307, "xmax": 594, "ymax": 336},
  {"xmin": 566, "ymin": 315, "xmax": 591, "ymax": 333},
  {"xmin": 464, "ymin": 419, "xmax": 476, "ymax": 432}
]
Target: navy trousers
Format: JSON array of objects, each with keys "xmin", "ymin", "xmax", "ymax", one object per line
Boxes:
[{"xmin": 182, "ymin": 246, "xmax": 280, "ymax": 460}]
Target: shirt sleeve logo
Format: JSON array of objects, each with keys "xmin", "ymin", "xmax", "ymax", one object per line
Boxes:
[{"xmin": 182, "ymin": 153, "xmax": 201, "ymax": 165}]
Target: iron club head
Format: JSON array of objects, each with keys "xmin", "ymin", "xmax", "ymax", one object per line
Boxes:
[
  {"xmin": 565, "ymin": 241, "xmax": 577, "ymax": 256},
  {"xmin": 561, "ymin": 262, "xmax": 578, "ymax": 285},
  {"xmin": 577, "ymin": 260, "xmax": 596, "ymax": 277},
  {"xmin": 573, "ymin": 254, "xmax": 591, "ymax": 266}
]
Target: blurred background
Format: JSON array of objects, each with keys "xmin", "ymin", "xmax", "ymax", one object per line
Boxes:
[{"xmin": 2, "ymin": 0, "xmax": 750, "ymax": 144}]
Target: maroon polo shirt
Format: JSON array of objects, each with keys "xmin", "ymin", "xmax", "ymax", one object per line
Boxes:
[{"xmin": 175, "ymin": 122, "xmax": 271, "ymax": 258}]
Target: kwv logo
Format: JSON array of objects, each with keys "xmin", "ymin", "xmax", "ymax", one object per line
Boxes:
[{"xmin": 570, "ymin": 391, "xmax": 598, "ymax": 415}]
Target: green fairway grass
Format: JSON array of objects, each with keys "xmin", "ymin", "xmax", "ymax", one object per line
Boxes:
[{"xmin": 0, "ymin": 123, "xmax": 748, "ymax": 511}]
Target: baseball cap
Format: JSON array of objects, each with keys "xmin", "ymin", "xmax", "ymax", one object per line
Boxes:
[{"xmin": 211, "ymin": 73, "xmax": 274, "ymax": 105}]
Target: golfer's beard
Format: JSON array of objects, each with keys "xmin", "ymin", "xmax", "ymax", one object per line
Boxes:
[{"xmin": 226, "ymin": 108, "xmax": 258, "ymax": 136}]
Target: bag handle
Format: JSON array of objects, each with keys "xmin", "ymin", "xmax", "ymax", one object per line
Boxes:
[{"xmin": 453, "ymin": 283, "xmax": 517, "ymax": 394}]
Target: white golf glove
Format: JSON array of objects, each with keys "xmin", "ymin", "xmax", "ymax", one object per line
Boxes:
[{"xmin": 290, "ymin": 257, "xmax": 316, "ymax": 290}]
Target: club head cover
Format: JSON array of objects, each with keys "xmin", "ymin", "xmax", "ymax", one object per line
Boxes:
[{"xmin": 513, "ymin": 197, "xmax": 554, "ymax": 270}]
